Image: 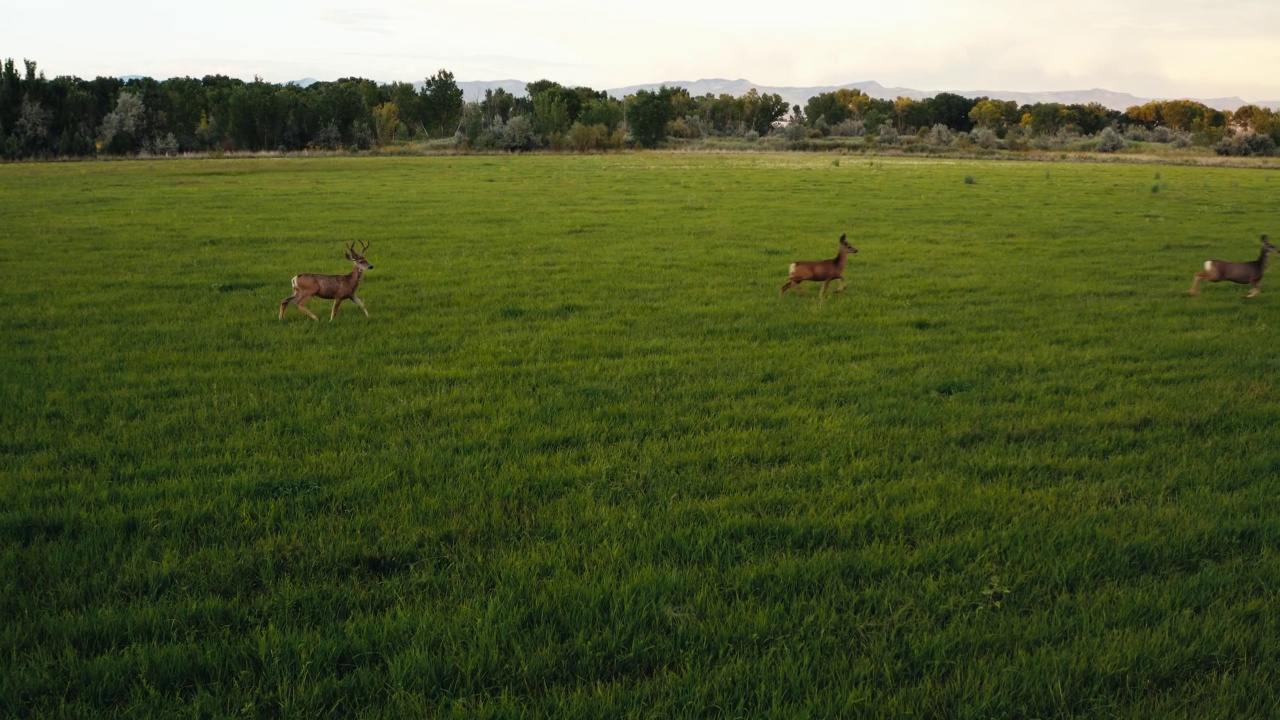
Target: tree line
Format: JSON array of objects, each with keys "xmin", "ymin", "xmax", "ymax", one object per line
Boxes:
[{"xmin": 3, "ymin": 57, "xmax": 1278, "ymax": 160}]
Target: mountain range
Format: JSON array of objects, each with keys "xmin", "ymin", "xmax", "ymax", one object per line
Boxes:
[
  {"xmin": 280, "ymin": 76, "xmax": 1280, "ymax": 112},
  {"xmin": 451, "ymin": 78, "xmax": 1279, "ymax": 113}
]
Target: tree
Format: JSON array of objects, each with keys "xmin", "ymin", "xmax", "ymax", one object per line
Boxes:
[
  {"xmin": 421, "ymin": 69, "xmax": 463, "ymax": 138},
  {"xmin": 804, "ymin": 91, "xmax": 853, "ymax": 129},
  {"xmin": 968, "ymin": 98, "xmax": 1019, "ymax": 134},
  {"xmin": 742, "ymin": 89, "xmax": 788, "ymax": 136},
  {"xmin": 481, "ymin": 88, "xmax": 517, "ymax": 127},
  {"xmin": 99, "ymin": 91, "xmax": 147, "ymax": 154},
  {"xmin": 626, "ymin": 87, "xmax": 676, "ymax": 148},
  {"xmin": 14, "ymin": 96, "xmax": 50, "ymax": 151},
  {"xmin": 923, "ymin": 92, "xmax": 976, "ymax": 132},
  {"xmin": 578, "ymin": 96, "xmax": 623, "ymax": 132},
  {"xmin": 386, "ymin": 82, "xmax": 421, "ymax": 137},
  {"xmin": 532, "ymin": 89, "xmax": 571, "ymax": 139},
  {"xmin": 372, "ymin": 102, "xmax": 400, "ymax": 146}
]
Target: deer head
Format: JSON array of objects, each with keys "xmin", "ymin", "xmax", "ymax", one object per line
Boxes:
[{"xmin": 345, "ymin": 241, "xmax": 374, "ymax": 270}]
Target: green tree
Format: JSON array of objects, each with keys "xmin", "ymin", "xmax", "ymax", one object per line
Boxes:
[
  {"xmin": 923, "ymin": 92, "xmax": 976, "ymax": 132},
  {"xmin": 968, "ymin": 98, "xmax": 1019, "ymax": 134},
  {"xmin": 742, "ymin": 89, "xmax": 788, "ymax": 136},
  {"xmin": 578, "ymin": 96, "xmax": 623, "ymax": 132},
  {"xmin": 385, "ymin": 82, "xmax": 420, "ymax": 137},
  {"xmin": 421, "ymin": 69, "xmax": 463, "ymax": 138},
  {"xmin": 481, "ymin": 88, "xmax": 517, "ymax": 127},
  {"xmin": 99, "ymin": 90, "xmax": 147, "ymax": 154},
  {"xmin": 626, "ymin": 87, "xmax": 676, "ymax": 148},
  {"xmin": 804, "ymin": 91, "xmax": 853, "ymax": 129}
]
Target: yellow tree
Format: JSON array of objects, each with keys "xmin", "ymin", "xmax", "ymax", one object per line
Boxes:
[{"xmin": 372, "ymin": 102, "xmax": 401, "ymax": 146}]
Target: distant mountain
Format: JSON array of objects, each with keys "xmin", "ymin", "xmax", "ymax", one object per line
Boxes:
[
  {"xmin": 446, "ymin": 77, "xmax": 1277, "ymax": 113},
  {"xmin": 456, "ymin": 79, "xmax": 528, "ymax": 101},
  {"xmin": 280, "ymin": 75, "xmax": 1279, "ymax": 112},
  {"xmin": 605, "ymin": 78, "xmax": 1265, "ymax": 112}
]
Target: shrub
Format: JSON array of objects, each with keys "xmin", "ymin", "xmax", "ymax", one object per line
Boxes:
[
  {"xmin": 782, "ymin": 122, "xmax": 807, "ymax": 142},
  {"xmin": 349, "ymin": 121, "xmax": 374, "ymax": 152},
  {"xmin": 876, "ymin": 126, "xmax": 900, "ymax": 145},
  {"xmin": 1095, "ymin": 127, "xmax": 1125, "ymax": 153},
  {"xmin": 567, "ymin": 122, "xmax": 619, "ymax": 152},
  {"xmin": 970, "ymin": 127, "xmax": 998, "ymax": 149},
  {"xmin": 1214, "ymin": 131, "xmax": 1276, "ymax": 157},
  {"xmin": 311, "ymin": 121, "xmax": 342, "ymax": 151},
  {"xmin": 500, "ymin": 115, "xmax": 539, "ymax": 151},
  {"xmin": 926, "ymin": 123, "xmax": 954, "ymax": 147},
  {"xmin": 830, "ymin": 119, "xmax": 866, "ymax": 137}
]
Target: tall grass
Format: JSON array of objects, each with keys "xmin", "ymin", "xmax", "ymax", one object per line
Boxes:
[{"xmin": 2, "ymin": 154, "xmax": 1279, "ymax": 717}]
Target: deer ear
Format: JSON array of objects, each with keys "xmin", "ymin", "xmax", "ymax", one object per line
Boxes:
[{"xmin": 840, "ymin": 233, "xmax": 847, "ymax": 242}]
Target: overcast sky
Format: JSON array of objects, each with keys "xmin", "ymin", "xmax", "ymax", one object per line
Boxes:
[{"xmin": 4, "ymin": 0, "xmax": 1279, "ymax": 101}]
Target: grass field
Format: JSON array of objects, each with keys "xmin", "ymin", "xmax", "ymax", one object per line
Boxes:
[{"xmin": 3, "ymin": 153, "xmax": 1280, "ymax": 718}]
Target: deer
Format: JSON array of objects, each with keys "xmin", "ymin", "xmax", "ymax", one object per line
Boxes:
[
  {"xmin": 279, "ymin": 242, "xmax": 374, "ymax": 320},
  {"xmin": 779, "ymin": 233, "xmax": 858, "ymax": 298},
  {"xmin": 1188, "ymin": 234, "xmax": 1277, "ymax": 298}
]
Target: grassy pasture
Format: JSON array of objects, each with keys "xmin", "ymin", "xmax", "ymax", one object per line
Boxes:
[{"xmin": 2, "ymin": 154, "xmax": 1280, "ymax": 718}]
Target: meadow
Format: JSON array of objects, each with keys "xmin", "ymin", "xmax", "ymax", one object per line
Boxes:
[{"xmin": 2, "ymin": 153, "xmax": 1280, "ymax": 718}]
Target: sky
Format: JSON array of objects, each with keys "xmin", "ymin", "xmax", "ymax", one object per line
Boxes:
[{"xmin": 4, "ymin": 0, "xmax": 1280, "ymax": 102}]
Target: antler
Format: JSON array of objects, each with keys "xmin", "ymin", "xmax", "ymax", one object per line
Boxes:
[{"xmin": 360, "ymin": 240, "xmax": 370, "ymax": 253}]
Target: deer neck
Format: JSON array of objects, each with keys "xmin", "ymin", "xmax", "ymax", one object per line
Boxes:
[
  {"xmin": 1258, "ymin": 248, "xmax": 1273, "ymax": 273},
  {"xmin": 835, "ymin": 247, "xmax": 850, "ymax": 268},
  {"xmin": 348, "ymin": 265, "xmax": 364, "ymax": 289}
]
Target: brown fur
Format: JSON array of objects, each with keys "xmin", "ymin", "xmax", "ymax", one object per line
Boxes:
[
  {"xmin": 280, "ymin": 242, "xmax": 374, "ymax": 320},
  {"xmin": 1188, "ymin": 235, "xmax": 1276, "ymax": 298},
  {"xmin": 779, "ymin": 233, "xmax": 858, "ymax": 298}
]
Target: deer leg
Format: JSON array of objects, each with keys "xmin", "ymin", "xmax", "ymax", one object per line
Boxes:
[
  {"xmin": 295, "ymin": 299, "xmax": 319, "ymax": 321},
  {"xmin": 836, "ymin": 278, "xmax": 847, "ymax": 293},
  {"xmin": 330, "ymin": 298, "xmax": 343, "ymax": 320},
  {"xmin": 1188, "ymin": 272, "xmax": 1211, "ymax": 296},
  {"xmin": 351, "ymin": 295, "xmax": 369, "ymax": 317},
  {"xmin": 279, "ymin": 294, "xmax": 296, "ymax": 319},
  {"xmin": 780, "ymin": 280, "xmax": 796, "ymax": 296},
  {"xmin": 819, "ymin": 279, "xmax": 833, "ymax": 299},
  {"xmin": 1247, "ymin": 282, "xmax": 1261, "ymax": 298}
]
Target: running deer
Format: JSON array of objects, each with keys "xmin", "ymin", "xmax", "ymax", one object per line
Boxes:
[
  {"xmin": 779, "ymin": 233, "xmax": 858, "ymax": 298},
  {"xmin": 279, "ymin": 242, "xmax": 375, "ymax": 320},
  {"xmin": 1188, "ymin": 234, "xmax": 1277, "ymax": 298}
]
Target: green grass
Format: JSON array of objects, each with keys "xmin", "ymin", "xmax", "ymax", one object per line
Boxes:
[{"xmin": 3, "ymin": 154, "xmax": 1280, "ymax": 718}]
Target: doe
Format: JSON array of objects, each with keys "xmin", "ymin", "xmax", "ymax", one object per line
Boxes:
[
  {"xmin": 779, "ymin": 233, "xmax": 858, "ymax": 298},
  {"xmin": 280, "ymin": 242, "xmax": 375, "ymax": 320},
  {"xmin": 1188, "ymin": 234, "xmax": 1277, "ymax": 298}
]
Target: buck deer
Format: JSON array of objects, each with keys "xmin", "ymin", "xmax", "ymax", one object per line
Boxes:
[
  {"xmin": 279, "ymin": 242, "xmax": 374, "ymax": 320},
  {"xmin": 779, "ymin": 233, "xmax": 858, "ymax": 298},
  {"xmin": 1188, "ymin": 234, "xmax": 1277, "ymax": 298}
]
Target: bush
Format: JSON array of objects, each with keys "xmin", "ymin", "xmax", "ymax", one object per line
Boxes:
[
  {"xmin": 926, "ymin": 123, "xmax": 954, "ymax": 147},
  {"xmin": 567, "ymin": 122, "xmax": 622, "ymax": 152},
  {"xmin": 876, "ymin": 126, "xmax": 900, "ymax": 145},
  {"xmin": 501, "ymin": 115, "xmax": 539, "ymax": 151},
  {"xmin": 1214, "ymin": 131, "xmax": 1276, "ymax": 157},
  {"xmin": 1095, "ymin": 127, "xmax": 1125, "ymax": 153},
  {"xmin": 830, "ymin": 119, "xmax": 865, "ymax": 137},
  {"xmin": 970, "ymin": 127, "xmax": 998, "ymax": 149},
  {"xmin": 311, "ymin": 121, "xmax": 342, "ymax": 151},
  {"xmin": 349, "ymin": 121, "xmax": 374, "ymax": 152},
  {"xmin": 781, "ymin": 122, "xmax": 808, "ymax": 142}
]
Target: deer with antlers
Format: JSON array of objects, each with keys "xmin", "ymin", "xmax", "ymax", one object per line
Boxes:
[
  {"xmin": 279, "ymin": 242, "xmax": 375, "ymax": 320},
  {"xmin": 779, "ymin": 233, "xmax": 858, "ymax": 298},
  {"xmin": 1188, "ymin": 234, "xmax": 1277, "ymax": 298}
]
